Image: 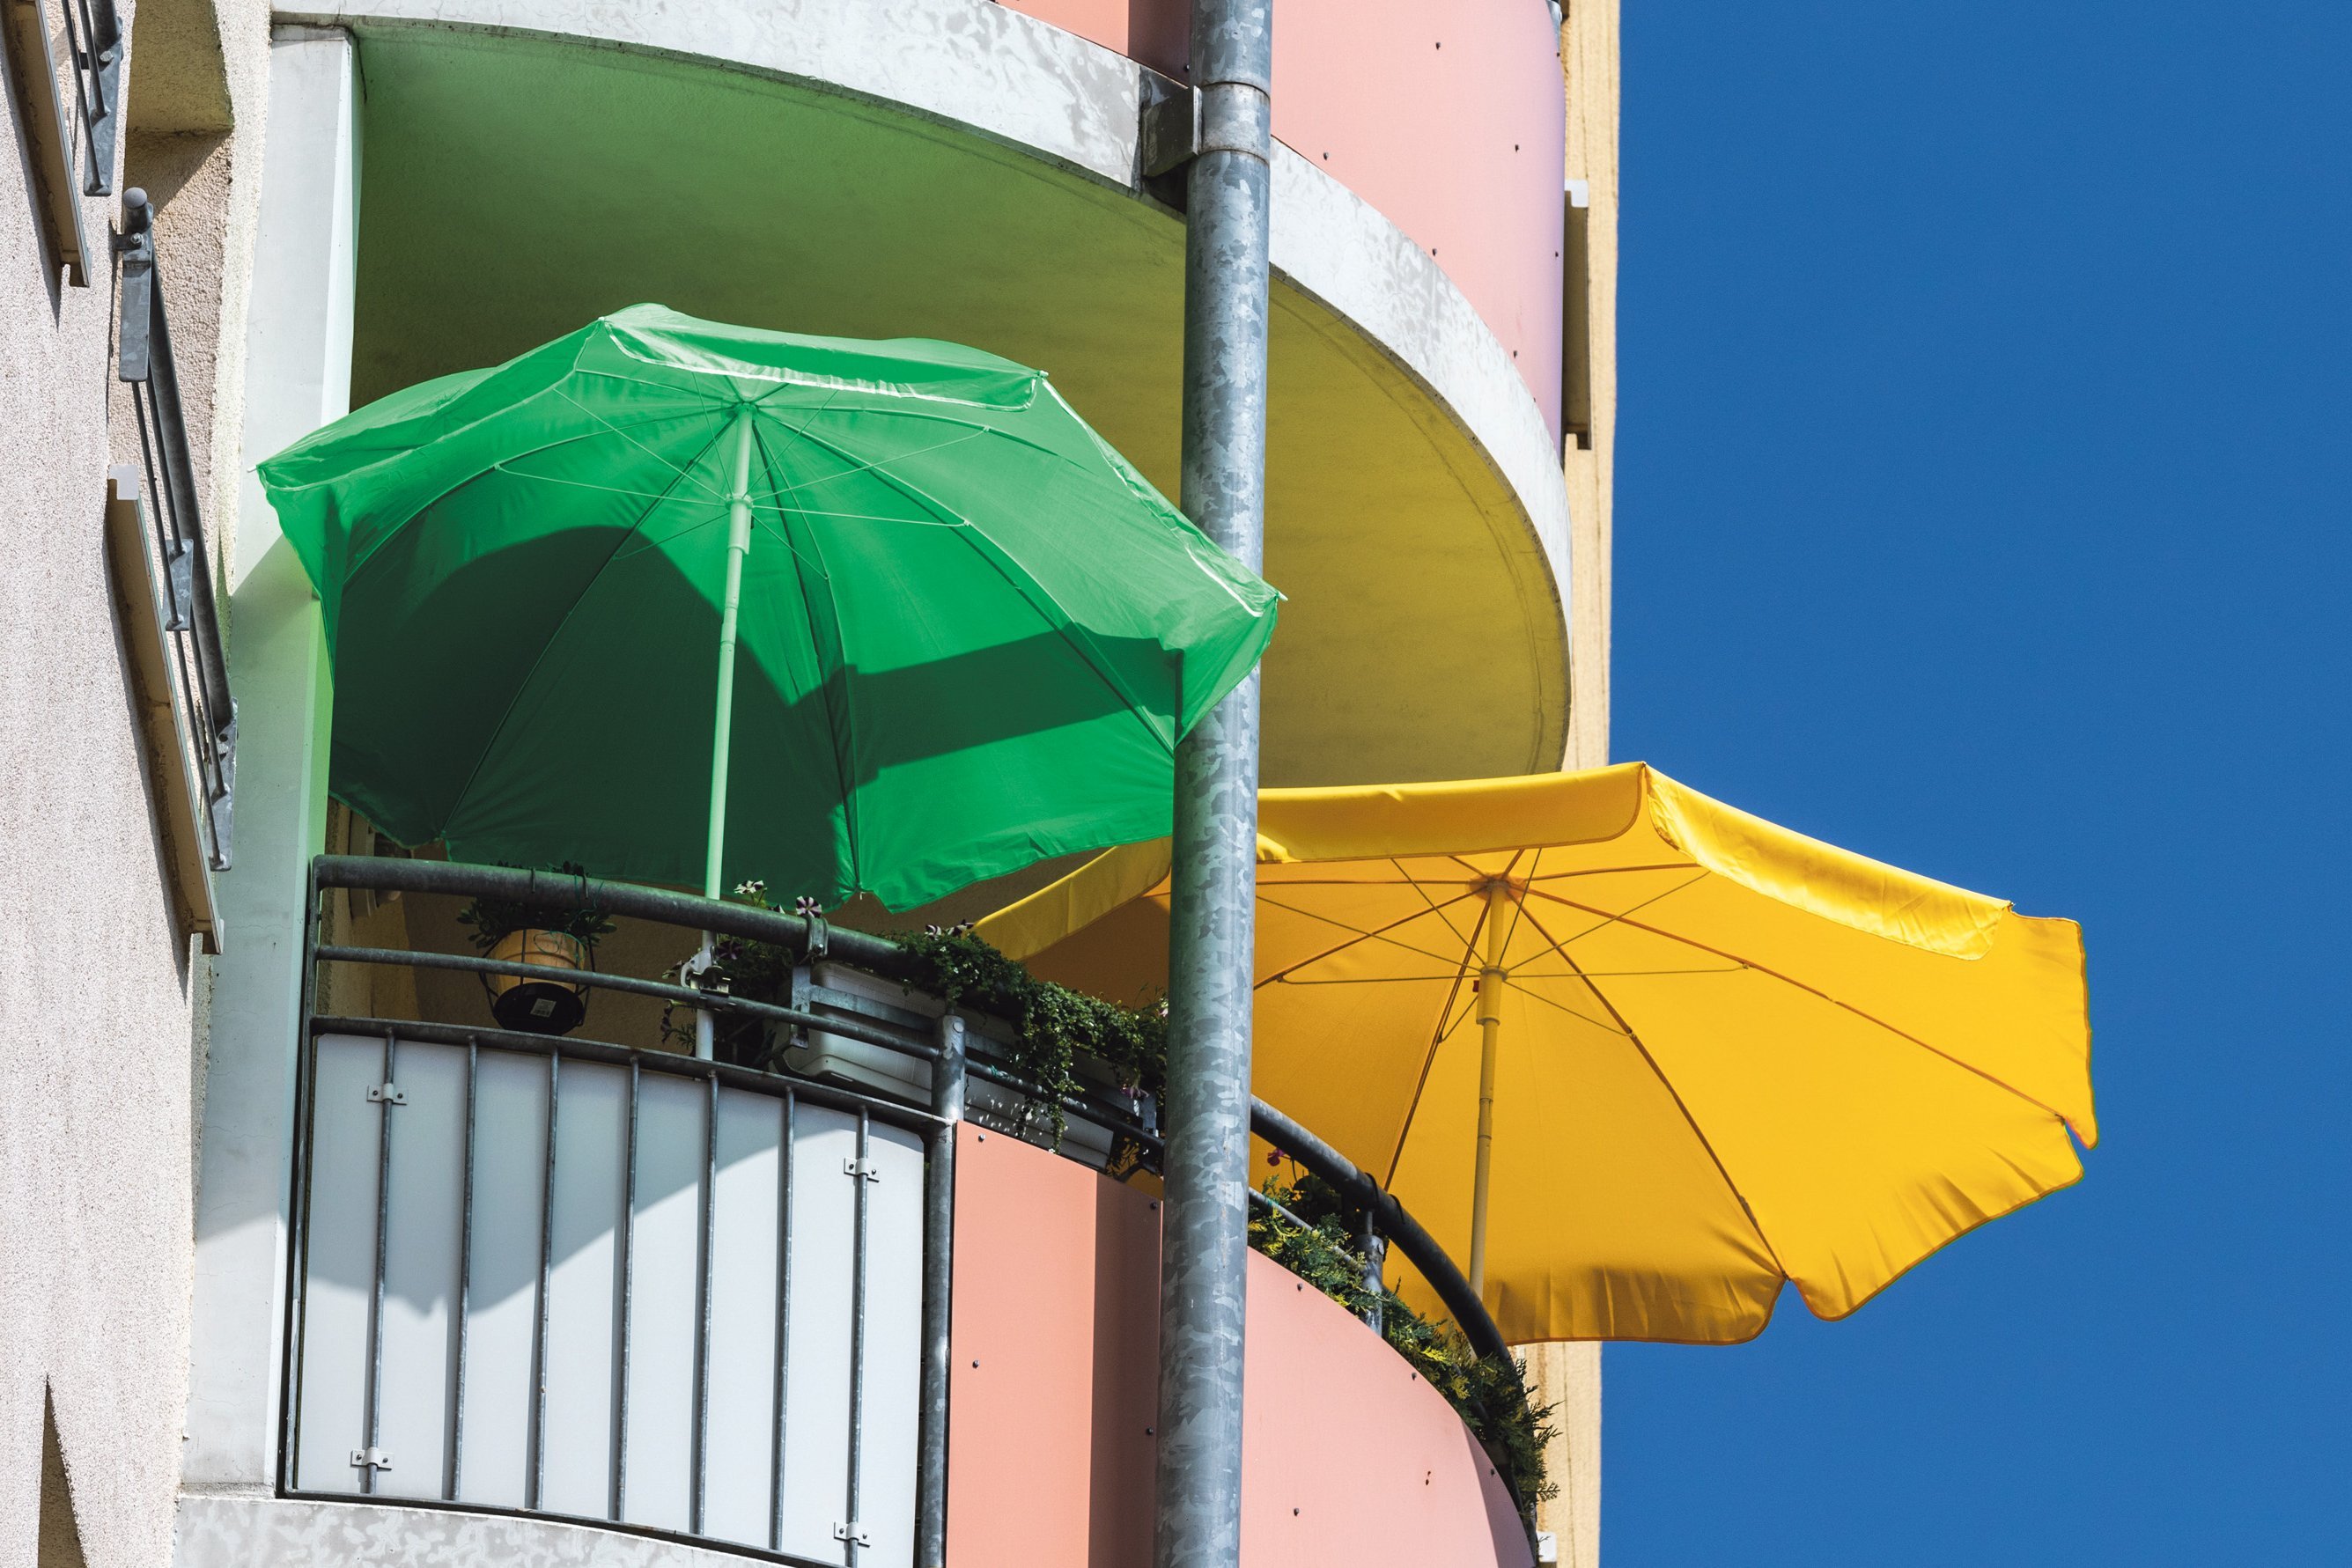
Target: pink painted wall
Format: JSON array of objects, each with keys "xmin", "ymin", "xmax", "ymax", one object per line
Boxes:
[
  {"xmin": 998, "ymin": 1, "xmax": 1567, "ymax": 439},
  {"xmin": 947, "ymin": 1125, "xmax": 1533, "ymax": 1567}
]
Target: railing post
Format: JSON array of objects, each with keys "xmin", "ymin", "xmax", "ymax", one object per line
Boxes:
[
  {"xmin": 915, "ymin": 1013, "xmax": 965, "ymax": 1566},
  {"xmin": 1359, "ymin": 1211, "xmax": 1386, "ymax": 1338},
  {"xmin": 1157, "ymin": 4, "xmax": 1272, "ymax": 1568}
]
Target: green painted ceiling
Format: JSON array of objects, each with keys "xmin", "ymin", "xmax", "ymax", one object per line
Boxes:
[{"xmin": 349, "ymin": 23, "xmax": 1566, "ymax": 785}]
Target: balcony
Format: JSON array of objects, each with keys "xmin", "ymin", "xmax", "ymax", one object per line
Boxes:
[
  {"xmin": 276, "ymin": 857, "xmax": 1538, "ymax": 1566},
  {"xmin": 298, "ymin": 0, "xmax": 1574, "ymax": 784}
]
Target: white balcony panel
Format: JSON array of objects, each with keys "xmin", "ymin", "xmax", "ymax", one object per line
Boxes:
[
  {"xmin": 293, "ymin": 1033, "xmax": 388, "ymax": 1493},
  {"xmin": 374, "ymin": 1039, "xmax": 468, "ymax": 1499},
  {"xmin": 455, "ymin": 1049, "xmax": 552, "ymax": 1506},
  {"xmin": 701, "ymin": 1091, "xmax": 789, "ymax": 1551},
  {"xmin": 856, "ymin": 1120, "xmax": 927, "ymax": 1568},
  {"xmin": 622, "ymin": 1071, "xmax": 709, "ymax": 1533},
  {"xmin": 539, "ymin": 1060, "xmax": 628, "ymax": 1519},
  {"xmin": 777, "ymin": 1105, "xmax": 859, "ymax": 1564},
  {"xmin": 292, "ymin": 1034, "xmax": 927, "ymax": 1559}
]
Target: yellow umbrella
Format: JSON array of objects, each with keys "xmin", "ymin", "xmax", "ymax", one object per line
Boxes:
[{"xmin": 978, "ymin": 763, "xmax": 2094, "ymax": 1344}]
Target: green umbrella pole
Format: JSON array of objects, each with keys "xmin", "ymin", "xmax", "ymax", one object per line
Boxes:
[{"xmin": 695, "ymin": 408, "xmax": 759, "ymax": 1060}]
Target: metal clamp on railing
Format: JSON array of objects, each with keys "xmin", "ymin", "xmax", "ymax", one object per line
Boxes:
[{"xmin": 114, "ymin": 189, "xmax": 238, "ymax": 870}]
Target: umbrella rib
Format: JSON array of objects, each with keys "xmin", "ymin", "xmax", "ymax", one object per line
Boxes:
[
  {"xmin": 550, "ymin": 386, "xmax": 731, "ymax": 503},
  {"xmin": 1381, "ymin": 918, "xmax": 1486, "ymax": 1189},
  {"xmin": 752, "ymin": 416, "xmax": 1184, "ymax": 761},
  {"xmin": 1515, "ymin": 872, "xmax": 1713, "ymax": 952},
  {"xmin": 438, "ymin": 412, "xmax": 739, "ymax": 838},
  {"xmin": 747, "ymin": 425, "xmax": 995, "ymax": 504},
  {"xmin": 1521, "ymin": 885, "xmax": 2081, "ymax": 1130},
  {"xmin": 1500, "ymin": 848, "xmax": 1537, "ymax": 953},
  {"xmin": 748, "ymin": 415, "xmax": 866, "ymax": 893},
  {"xmin": 573, "ymin": 364, "xmax": 738, "ymax": 408},
  {"xmin": 1523, "ymin": 862, "xmax": 1701, "ymax": 880},
  {"xmin": 1253, "ymin": 887, "xmax": 1486, "ymax": 988},
  {"xmin": 1511, "ymin": 900, "xmax": 1795, "ymax": 1281},
  {"xmin": 339, "ymin": 406, "xmax": 726, "ymax": 587},
  {"xmin": 1382, "ymin": 850, "xmax": 1477, "ymax": 949},
  {"xmin": 1483, "ymin": 973, "xmax": 1632, "ymax": 1037}
]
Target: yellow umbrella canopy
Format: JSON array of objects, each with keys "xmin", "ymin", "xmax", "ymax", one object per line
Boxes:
[{"xmin": 978, "ymin": 763, "xmax": 2094, "ymax": 1345}]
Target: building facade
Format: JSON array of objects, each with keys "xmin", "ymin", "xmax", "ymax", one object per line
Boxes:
[{"xmin": 2, "ymin": 2, "xmax": 1618, "ymax": 1564}]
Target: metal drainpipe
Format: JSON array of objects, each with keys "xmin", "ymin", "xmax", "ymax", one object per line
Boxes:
[{"xmin": 1156, "ymin": 4, "xmax": 1272, "ymax": 1568}]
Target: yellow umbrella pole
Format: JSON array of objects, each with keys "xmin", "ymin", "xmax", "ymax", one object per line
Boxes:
[
  {"xmin": 694, "ymin": 409, "xmax": 758, "ymax": 1061},
  {"xmin": 1468, "ymin": 877, "xmax": 1511, "ymax": 1297}
]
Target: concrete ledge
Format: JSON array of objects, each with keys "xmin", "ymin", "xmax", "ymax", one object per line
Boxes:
[
  {"xmin": 284, "ymin": 0, "xmax": 1569, "ymax": 637},
  {"xmin": 175, "ymin": 1491, "xmax": 774, "ymax": 1568}
]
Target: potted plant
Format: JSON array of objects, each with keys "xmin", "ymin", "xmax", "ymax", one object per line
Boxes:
[{"xmin": 457, "ymin": 865, "xmax": 616, "ymax": 1035}]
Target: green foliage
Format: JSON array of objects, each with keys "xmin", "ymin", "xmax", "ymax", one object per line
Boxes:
[
  {"xmin": 651, "ymin": 897, "xmax": 1170, "ymax": 1112},
  {"xmin": 656, "ymin": 880, "xmax": 800, "ymax": 1063},
  {"xmin": 1250, "ymin": 1175, "xmax": 1558, "ymax": 1528},
  {"xmin": 456, "ymin": 862, "xmax": 616, "ymax": 953},
  {"xmin": 896, "ymin": 927, "xmax": 1167, "ymax": 1141}
]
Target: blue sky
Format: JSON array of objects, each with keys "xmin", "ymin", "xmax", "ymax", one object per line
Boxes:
[{"xmin": 1604, "ymin": 4, "xmax": 2350, "ymax": 1562}]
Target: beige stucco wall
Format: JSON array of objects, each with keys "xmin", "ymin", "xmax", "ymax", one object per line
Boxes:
[
  {"xmin": 1, "ymin": 0, "xmax": 269, "ymax": 1561},
  {"xmin": 0, "ymin": 45, "xmax": 200, "ymax": 1564},
  {"xmin": 1528, "ymin": 4, "xmax": 1618, "ymax": 1566},
  {"xmin": 1562, "ymin": 0, "xmax": 1618, "ymax": 776}
]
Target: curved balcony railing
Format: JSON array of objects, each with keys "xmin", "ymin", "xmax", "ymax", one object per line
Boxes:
[{"xmin": 284, "ymin": 855, "xmax": 1521, "ymax": 1564}]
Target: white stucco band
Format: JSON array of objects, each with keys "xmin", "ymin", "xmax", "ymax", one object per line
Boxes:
[
  {"xmin": 276, "ymin": 0, "xmax": 1573, "ymax": 627},
  {"xmin": 177, "ymin": 1492, "xmax": 768, "ymax": 1568},
  {"xmin": 183, "ymin": 24, "xmax": 356, "ymax": 1500}
]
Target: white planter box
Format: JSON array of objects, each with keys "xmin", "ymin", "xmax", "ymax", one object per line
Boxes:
[{"xmin": 780, "ymin": 961, "xmax": 1154, "ymax": 1170}]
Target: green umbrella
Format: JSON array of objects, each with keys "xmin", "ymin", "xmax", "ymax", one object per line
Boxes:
[{"xmin": 259, "ymin": 304, "xmax": 1279, "ymax": 914}]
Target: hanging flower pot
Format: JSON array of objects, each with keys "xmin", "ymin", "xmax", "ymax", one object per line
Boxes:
[
  {"xmin": 456, "ymin": 865, "xmax": 614, "ymax": 1037},
  {"xmin": 484, "ymin": 927, "xmax": 592, "ymax": 1034}
]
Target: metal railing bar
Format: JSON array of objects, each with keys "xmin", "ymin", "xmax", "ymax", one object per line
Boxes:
[
  {"xmin": 310, "ymin": 944, "xmax": 940, "ymax": 1062},
  {"xmin": 363, "ymin": 1030, "xmax": 397, "ymax": 1494},
  {"xmin": 119, "ymin": 195, "xmax": 235, "ymax": 866},
  {"xmin": 305, "ymin": 1015, "xmax": 944, "ymax": 1136},
  {"xmin": 277, "ymin": 868, "xmax": 323, "ymax": 1490},
  {"xmin": 692, "ymin": 1072, "xmax": 717, "ymax": 1536},
  {"xmin": 314, "ymin": 857, "xmax": 913, "ymax": 982},
  {"xmin": 843, "ymin": 1107, "xmax": 871, "ymax": 1567},
  {"xmin": 62, "ymin": 0, "xmax": 119, "ymax": 195},
  {"xmin": 770, "ymin": 1089, "xmax": 795, "ymax": 1555},
  {"xmin": 1246, "ymin": 1185, "xmax": 1318, "ymax": 1235},
  {"xmin": 277, "ymin": 1486, "xmax": 846, "ymax": 1568},
  {"xmin": 962, "ymin": 1058, "xmax": 1161, "ymax": 1151},
  {"xmin": 614, "ymin": 1060, "xmax": 639, "ymax": 1521},
  {"xmin": 529, "ymin": 1052, "xmax": 559, "ymax": 1512},
  {"xmin": 1247, "ymin": 1097, "xmax": 1512, "ymax": 1366},
  {"xmin": 450, "ymin": 1036, "xmax": 478, "ymax": 1501}
]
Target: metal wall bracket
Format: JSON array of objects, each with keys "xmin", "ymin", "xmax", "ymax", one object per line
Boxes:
[
  {"xmin": 842, "ymin": 1157, "xmax": 880, "ymax": 1182},
  {"xmin": 350, "ymin": 1447, "xmax": 393, "ymax": 1471},
  {"xmin": 1139, "ymin": 81, "xmax": 1198, "ymax": 179},
  {"xmin": 368, "ymin": 1083, "xmax": 407, "ymax": 1106},
  {"xmin": 832, "ymin": 1523, "xmax": 871, "ymax": 1547}
]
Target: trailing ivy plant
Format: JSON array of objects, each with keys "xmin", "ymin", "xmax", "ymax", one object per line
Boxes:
[
  {"xmin": 456, "ymin": 862, "xmax": 616, "ymax": 953},
  {"xmin": 896, "ymin": 927, "xmax": 1167, "ymax": 1142},
  {"xmin": 1249, "ymin": 1173, "xmax": 1558, "ymax": 1528}
]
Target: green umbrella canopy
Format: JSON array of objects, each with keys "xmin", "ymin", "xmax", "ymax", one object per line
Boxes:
[{"xmin": 259, "ymin": 305, "xmax": 1279, "ymax": 910}]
